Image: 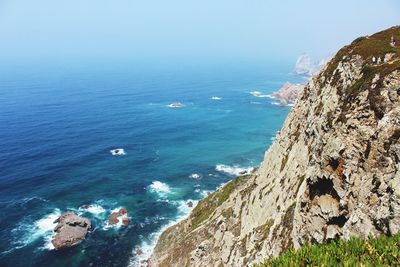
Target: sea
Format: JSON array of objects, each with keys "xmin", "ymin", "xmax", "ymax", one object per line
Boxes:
[{"xmin": 0, "ymin": 60, "xmax": 302, "ymax": 267}]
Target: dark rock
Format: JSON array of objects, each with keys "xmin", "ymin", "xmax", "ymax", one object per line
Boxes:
[
  {"xmin": 51, "ymin": 212, "xmax": 91, "ymax": 249},
  {"xmin": 187, "ymin": 201, "xmax": 193, "ymax": 208}
]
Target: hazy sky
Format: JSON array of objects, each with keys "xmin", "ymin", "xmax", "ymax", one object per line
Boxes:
[{"xmin": 0, "ymin": 0, "xmax": 399, "ymax": 66}]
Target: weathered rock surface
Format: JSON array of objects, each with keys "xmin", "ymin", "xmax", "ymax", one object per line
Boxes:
[
  {"xmin": 149, "ymin": 26, "xmax": 400, "ymax": 266},
  {"xmin": 51, "ymin": 212, "xmax": 91, "ymax": 249},
  {"xmin": 271, "ymin": 82, "xmax": 305, "ymax": 105},
  {"xmin": 108, "ymin": 208, "xmax": 129, "ymax": 226}
]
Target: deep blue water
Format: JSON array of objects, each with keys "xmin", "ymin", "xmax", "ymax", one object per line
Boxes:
[{"xmin": 0, "ymin": 61, "xmax": 299, "ymax": 266}]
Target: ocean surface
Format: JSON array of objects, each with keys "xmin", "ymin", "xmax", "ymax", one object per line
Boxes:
[{"xmin": 0, "ymin": 61, "xmax": 301, "ymax": 267}]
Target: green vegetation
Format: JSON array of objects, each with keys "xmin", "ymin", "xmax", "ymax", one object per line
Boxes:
[
  {"xmin": 190, "ymin": 174, "xmax": 250, "ymax": 229},
  {"xmin": 257, "ymin": 233, "xmax": 400, "ymax": 267},
  {"xmin": 321, "ymin": 26, "xmax": 400, "ymax": 88},
  {"xmin": 322, "ymin": 26, "xmax": 400, "ymax": 123},
  {"xmin": 253, "ymin": 219, "xmax": 274, "ymax": 248}
]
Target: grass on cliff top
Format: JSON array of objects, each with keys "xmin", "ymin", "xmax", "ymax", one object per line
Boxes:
[
  {"xmin": 322, "ymin": 26, "xmax": 400, "ymax": 83},
  {"xmin": 257, "ymin": 233, "xmax": 400, "ymax": 267},
  {"xmin": 190, "ymin": 174, "xmax": 250, "ymax": 229}
]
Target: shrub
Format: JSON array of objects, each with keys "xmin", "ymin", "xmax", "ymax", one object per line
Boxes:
[{"xmin": 257, "ymin": 233, "xmax": 400, "ymax": 267}]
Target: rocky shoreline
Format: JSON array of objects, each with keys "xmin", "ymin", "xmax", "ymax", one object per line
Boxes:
[{"xmin": 147, "ymin": 26, "xmax": 400, "ymax": 266}]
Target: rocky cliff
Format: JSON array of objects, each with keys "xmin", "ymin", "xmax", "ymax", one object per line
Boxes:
[{"xmin": 149, "ymin": 26, "xmax": 400, "ymax": 266}]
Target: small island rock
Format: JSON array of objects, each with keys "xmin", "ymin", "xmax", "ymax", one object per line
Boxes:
[{"xmin": 51, "ymin": 212, "xmax": 91, "ymax": 249}]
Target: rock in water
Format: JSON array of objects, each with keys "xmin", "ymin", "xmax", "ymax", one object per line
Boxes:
[
  {"xmin": 51, "ymin": 212, "xmax": 91, "ymax": 249},
  {"xmin": 108, "ymin": 208, "xmax": 129, "ymax": 226}
]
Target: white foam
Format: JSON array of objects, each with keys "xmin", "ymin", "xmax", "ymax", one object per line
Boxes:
[
  {"xmin": 175, "ymin": 199, "xmax": 198, "ymax": 218},
  {"xmin": 130, "ymin": 200, "xmax": 198, "ymax": 266},
  {"xmin": 35, "ymin": 209, "xmax": 61, "ymax": 250},
  {"xmin": 9, "ymin": 209, "xmax": 61, "ymax": 253},
  {"xmin": 200, "ymin": 190, "xmax": 211, "ymax": 198},
  {"xmin": 148, "ymin": 181, "xmax": 170, "ymax": 194},
  {"xmin": 79, "ymin": 204, "xmax": 106, "ymax": 215},
  {"xmin": 215, "ymin": 164, "xmax": 255, "ymax": 176},
  {"xmin": 265, "ymin": 94, "xmax": 276, "ymax": 99},
  {"xmin": 167, "ymin": 102, "xmax": 185, "ymax": 108},
  {"xmin": 189, "ymin": 173, "xmax": 201, "ymax": 180},
  {"xmin": 211, "ymin": 96, "xmax": 221, "ymax": 100},
  {"xmin": 147, "ymin": 181, "xmax": 172, "ymax": 200},
  {"xmin": 104, "ymin": 208, "xmax": 130, "ymax": 229},
  {"xmin": 250, "ymin": 91, "xmax": 262, "ymax": 97},
  {"xmin": 110, "ymin": 148, "xmax": 126, "ymax": 156},
  {"xmin": 250, "ymin": 91, "xmax": 270, "ymax": 98},
  {"xmin": 271, "ymin": 101, "xmax": 293, "ymax": 107}
]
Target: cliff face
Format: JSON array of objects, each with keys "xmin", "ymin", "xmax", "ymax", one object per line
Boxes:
[{"xmin": 149, "ymin": 26, "xmax": 400, "ymax": 267}]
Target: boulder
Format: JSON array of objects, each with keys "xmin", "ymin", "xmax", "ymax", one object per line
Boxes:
[{"xmin": 51, "ymin": 212, "xmax": 91, "ymax": 249}]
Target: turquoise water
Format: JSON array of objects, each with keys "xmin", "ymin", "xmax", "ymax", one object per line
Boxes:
[{"xmin": 0, "ymin": 61, "xmax": 299, "ymax": 266}]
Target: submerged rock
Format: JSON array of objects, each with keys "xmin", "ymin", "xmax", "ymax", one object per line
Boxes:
[
  {"xmin": 110, "ymin": 148, "xmax": 126, "ymax": 156},
  {"xmin": 108, "ymin": 208, "xmax": 129, "ymax": 226},
  {"xmin": 51, "ymin": 212, "xmax": 91, "ymax": 249}
]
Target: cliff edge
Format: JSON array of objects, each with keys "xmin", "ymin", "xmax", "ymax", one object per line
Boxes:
[{"xmin": 149, "ymin": 26, "xmax": 400, "ymax": 266}]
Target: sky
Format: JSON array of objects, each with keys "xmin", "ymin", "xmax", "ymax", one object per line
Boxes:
[{"xmin": 0, "ymin": 0, "xmax": 399, "ymax": 67}]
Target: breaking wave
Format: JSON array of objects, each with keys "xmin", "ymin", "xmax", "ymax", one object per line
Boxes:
[
  {"xmin": 215, "ymin": 164, "xmax": 255, "ymax": 176},
  {"xmin": 6, "ymin": 209, "xmax": 61, "ymax": 254},
  {"xmin": 129, "ymin": 199, "xmax": 198, "ymax": 266}
]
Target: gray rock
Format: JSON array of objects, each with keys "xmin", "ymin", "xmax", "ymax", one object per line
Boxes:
[{"xmin": 51, "ymin": 212, "xmax": 91, "ymax": 249}]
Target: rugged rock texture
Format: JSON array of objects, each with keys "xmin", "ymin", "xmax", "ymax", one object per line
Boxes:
[
  {"xmin": 108, "ymin": 208, "xmax": 129, "ymax": 226},
  {"xmin": 294, "ymin": 53, "xmax": 329, "ymax": 77},
  {"xmin": 51, "ymin": 212, "xmax": 91, "ymax": 249},
  {"xmin": 294, "ymin": 53, "xmax": 316, "ymax": 76},
  {"xmin": 149, "ymin": 26, "xmax": 400, "ymax": 266},
  {"xmin": 271, "ymin": 82, "xmax": 305, "ymax": 106}
]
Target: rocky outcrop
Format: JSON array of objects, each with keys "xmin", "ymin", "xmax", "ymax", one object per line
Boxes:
[
  {"xmin": 271, "ymin": 82, "xmax": 305, "ymax": 105},
  {"xmin": 108, "ymin": 208, "xmax": 129, "ymax": 226},
  {"xmin": 149, "ymin": 26, "xmax": 400, "ymax": 266},
  {"xmin": 51, "ymin": 212, "xmax": 91, "ymax": 249},
  {"xmin": 294, "ymin": 53, "xmax": 331, "ymax": 77},
  {"xmin": 294, "ymin": 53, "xmax": 316, "ymax": 76}
]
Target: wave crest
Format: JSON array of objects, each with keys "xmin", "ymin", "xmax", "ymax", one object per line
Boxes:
[
  {"xmin": 129, "ymin": 199, "xmax": 198, "ymax": 266},
  {"xmin": 7, "ymin": 209, "xmax": 61, "ymax": 254},
  {"xmin": 148, "ymin": 181, "xmax": 171, "ymax": 200},
  {"xmin": 215, "ymin": 164, "xmax": 255, "ymax": 176}
]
